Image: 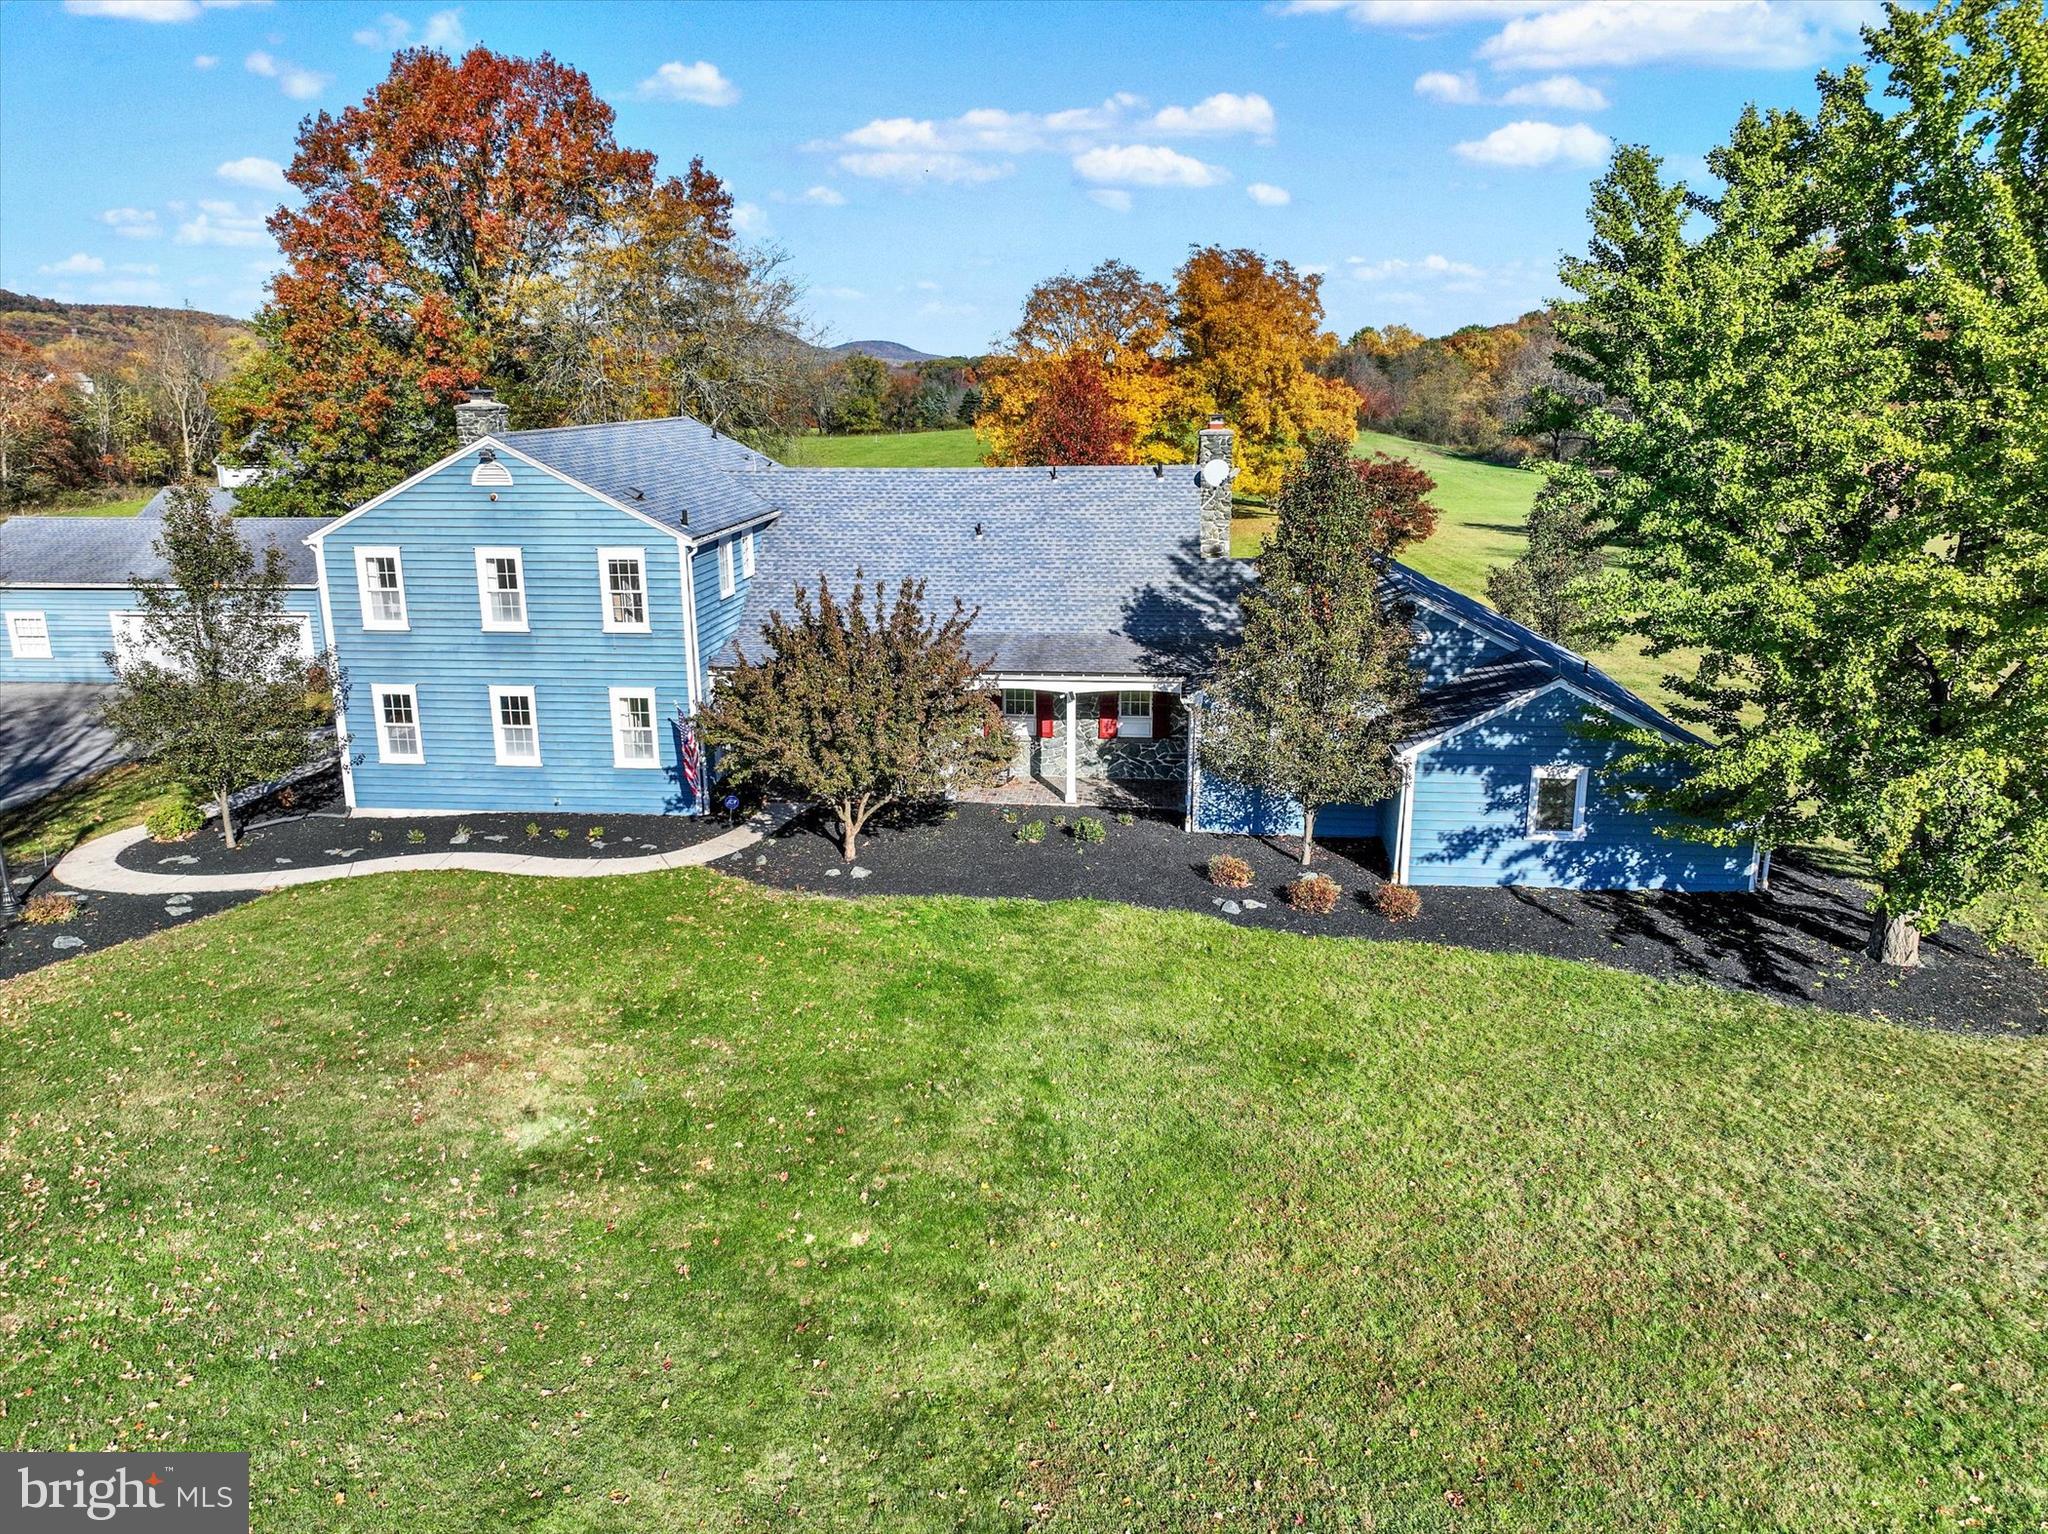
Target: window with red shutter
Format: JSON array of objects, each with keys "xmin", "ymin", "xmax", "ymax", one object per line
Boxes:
[
  {"xmin": 1036, "ymin": 691, "xmax": 1055, "ymax": 739},
  {"xmin": 1098, "ymin": 693, "xmax": 1118, "ymax": 739}
]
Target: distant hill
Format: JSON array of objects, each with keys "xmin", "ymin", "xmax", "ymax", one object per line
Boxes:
[
  {"xmin": 0, "ymin": 289, "xmax": 250, "ymax": 351},
  {"xmin": 822, "ymin": 339, "xmax": 941, "ymax": 365}
]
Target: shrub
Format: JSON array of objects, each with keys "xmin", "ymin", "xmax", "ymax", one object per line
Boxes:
[
  {"xmin": 1114, "ymin": 811, "xmax": 1135, "ymax": 826},
  {"xmin": 588, "ymin": 826, "xmax": 605, "ymax": 839},
  {"xmin": 553, "ymin": 828, "xmax": 571, "ymax": 841},
  {"xmin": 23, "ymin": 893, "xmax": 79, "ymax": 925},
  {"xmin": 1015, "ymin": 819, "xmax": 1046, "ymax": 844},
  {"xmin": 406, "ymin": 828, "xmax": 426, "ymax": 845},
  {"xmin": 1208, "ymin": 853, "xmax": 1255, "ymax": 889},
  {"xmin": 145, "ymin": 795, "xmax": 203, "ymax": 842},
  {"xmin": 368, "ymin": 829, "xmax": 383, "ymax": 843},
  {"xmin": 1001, "ymin": 809, "xmax": 1019, "ymax": 824},
  {"xmin": 525, "ymin": 821, "xmax": 541, "ymax": 838},
  {"xmin": 1373, "ymin": 883, "xmax": 1423, "ymax": 923},
  {"xmin": 1072, "ymin": 816, "xmax": 1107, "ymax": 844},
  {"xmin": 1284, "ymin": 873, "xmax": 1341, "ymax": 916}
]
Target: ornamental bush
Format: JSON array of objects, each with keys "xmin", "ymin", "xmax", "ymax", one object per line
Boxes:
[
  {"xmin": 1284, "ymin": 873, "xmax": 1341, "ymax": 915},
  {"xmin": 23, "ymin": 893, "xmax": 80, "ymax": 925},
  {"xmin": 1373, "ymin": 883, "xmax": 1423, "ymax": 923},
  {"xmin": 1072, "ymin": 817, "xmax": 1107, "ymax": 845},
  {"xmin": 145, "ymin": 794, "xmax": 204, "ymax": 842},
  {"xmin": 1015, "ymin": 820, "xmax": 1046, "ymax": 844},
  {"xmin": 1207, "ymin": 853, "xmax": 1255, "ymax": 889}
]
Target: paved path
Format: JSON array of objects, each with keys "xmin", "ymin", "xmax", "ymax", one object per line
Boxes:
[
  {"xmin": 0, "ymin": 683, "xmax": 127, "ymax": 812},
  {"xmin": 53, "ymin": 811, "xmax": 791, "ymax": 896}
]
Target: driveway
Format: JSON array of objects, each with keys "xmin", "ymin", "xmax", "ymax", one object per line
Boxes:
[{"xmin": 0, "ymin": 683, "xmax": 126, "ymax": 812}]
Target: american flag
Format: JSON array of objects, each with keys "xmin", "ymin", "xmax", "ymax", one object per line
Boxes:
[{"xmin": 677, "ymin": 712, "xmax": 704, "ymax": 805}]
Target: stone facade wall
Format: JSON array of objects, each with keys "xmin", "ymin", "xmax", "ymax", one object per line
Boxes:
[{"xmin": 1005, "ymin": 696, "xmax": 1187, "ymax": 784}]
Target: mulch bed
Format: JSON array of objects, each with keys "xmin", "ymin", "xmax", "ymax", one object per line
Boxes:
[
  {"xmin": 111, "ymin": 772, "xmax": 743, "ymax": 878},
  {"xmin": 735, "ymin": 803, "xmax": 2046, "ymax": 1038},
  {"xmin": 0, "ymin": 881, "xmax": 260, "ymax": 982}
]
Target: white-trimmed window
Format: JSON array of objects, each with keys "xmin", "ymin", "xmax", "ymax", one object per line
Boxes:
[
  {"xmin": 717, "ymin": 538, "xmax": 736, "ymax": 599},
  {"xmin": 1001, "ymin": 688, "xmax": 1035, "ymax": 719},
  {"xmin": 599, "ymin": 547, "xmax": 649, "ymax": 633},
  {"xmin": 355, "ymin": 546, "xmax": 408, "ymax": 630},
  {"xmin": 474, "ymin": 546, "xmax": 527, "ymax": 632},
  {"xmin": 490, "ymin": 686, "xmax": 541, "ymax": 766},
  {"xmin": 740, "ymin": 529, "xmax": 756, "ymax": 579},
  {"xmin": 1529, "ymin": 763, "xmax": 1589, "ymax": 840},
  {"xmin": 373, "ymin": 685, "xmax": 423, "ymax": 764},
  {"xmin": 1117, "ymin": 691, "xmax": 1154, "ymax": 739},
  {"xmin": 5, "ymin": 610, "xmax": 51, "ymax": 659},
  {"xmin": 609, "ymin": 687, "xmax": 659, "ymax": 769}
]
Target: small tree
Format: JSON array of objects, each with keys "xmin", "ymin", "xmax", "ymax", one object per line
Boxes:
[
  {"xmin": 1014, "ymin": 352, "xmax": 1132, "ymax": 466},
  {"xmin": 698, "ymin": 575, "xmax": 1013, "ymax": 859},
  {"xmin": 1486, "ymin": 463, "xmax": 1606, "ymax": 647},
  {"xmin": 1199, "ymin": 435, "xmax": 1431, "ymax": 866},
  {"xmin": 100, "ymin": 486, "xmax": 337, "ymax": 848}
]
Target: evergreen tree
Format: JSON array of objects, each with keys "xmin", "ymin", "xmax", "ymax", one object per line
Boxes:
[
  {"xmin": 1486, "ymin": 463, "xmax": 1606, "ymax": 647},
  {"xmin": 99, "ymin": 487, "xmax": 338, "ymax": 847},
  {"xmin": 1199, "ymin": 435, "xmax": 1431, "ymax": 866},
  {"xmin": 698, "ymin": 576, "xmax": 1014, "ymax": 859},
  {"xmin": 1550, "ymin": 0, "xmax": 2048, "ymax": 965}
]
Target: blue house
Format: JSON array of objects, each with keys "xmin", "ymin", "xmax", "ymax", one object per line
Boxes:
[{"xmin": 0, "ymin": 393, "xmax": 1757, "ymax": 891}]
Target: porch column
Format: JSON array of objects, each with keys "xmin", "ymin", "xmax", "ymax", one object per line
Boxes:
[{"xmin": 1064, "ymin": 690, "xmax": 1079, "ymax": 805}]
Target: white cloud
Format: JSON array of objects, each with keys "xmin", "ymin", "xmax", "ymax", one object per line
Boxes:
[
  {"xmin": 818, "ymin": 285, "xmax": 866, "ymax": 301},
  {"xmin": 175, "ymin": 199, "xmax": 269, "ymax": 247},
  {"xmin": 729, "ymin": 201, "xmax": 768, "ymax": 235},
  {"xmin": 420, "ymin": 8, "xmax": 464, "ymax": 46},
  {"xmin": 352, "ymin": 9, "xmax": 462, "ymax": 47},
  {"xmin": 1415, "ymin": 70, "xmax": 1484, "ymax": 104},
  {"xmin": 99, "ymin": 207, "xmax": 160, "ymax": 239},
  {"xmin": 217, "ymin": 155, "xmax": 288, "ymax": 192},
  {"xmin": 63, "ymin": 0, "xmax": 264, "ymax": 20},
  {"xmin": 1499, "ymin": 73, "xmax": 1609, "ymax": 109},
  {"xmin": 1453, "ymin": 119, "xmax": 1610, "ymax": 167},
  {"xmin": 1246, "ymin": 182, "xmax": 1292, "ymax": 206},
  {"xmin": 1480, "ymin": 1, "xmax": 1874, "ymax": 70},
  {"xmin": 1347, "ymin": 252, "xmax": 1484, "ymax": 281},
  {"xmin": 802, "ymin": 185, "xmax": 846, "ymax": 206},
  {"xmin": 638, "ymin": 60, "xmax": 739, "ymax": 107},
  {"xmin": 1089, "ymin": 188, "xmax": 1133, "ymax": 213},
  {"xmin": 1147, "ymin": 92, "xmax": 1275, "ymax": 138},
  {"xmin": 40, "ymin": 253, "xmax": 106, "ymax": 275},
  {"xmin": 245, "ymin": 50, "xmax": 328, "ymax": 100},
  {"xmin": 1072, "ymin": 144, "xmax": 1227, "ymax": 188},
  {"xmin": 1282, "ymin": 1, "xmax": 1554, "ymax": 25},
  {"xmin": 193, "ymin": 52, "xmax": 218, "ymax": 68},
  {"xmin": 837, "ymin": 151, "xmax": 1012, "ymax": 185}
]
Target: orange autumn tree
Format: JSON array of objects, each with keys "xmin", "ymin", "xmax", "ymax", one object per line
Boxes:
[
  {"xmin": 977, "ymin": 259, "xmax": 1193, "ymax": 467},
  {"xmin": 242, "ymin": 46, "xmax": 657, "ymax": 514},
  {"xmin": 1172, "ymin": 246, "xmax": 1360, "ymax": 496}
]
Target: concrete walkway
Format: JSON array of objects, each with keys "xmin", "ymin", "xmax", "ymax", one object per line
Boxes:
[{"xmin": 53, "ymin": 811, "xmax": 790, "ymax": 897}]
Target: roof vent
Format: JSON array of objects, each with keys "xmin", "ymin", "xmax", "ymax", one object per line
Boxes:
[
  {"xmin": 1049, "ymin": 466, "xmax": 1058, "ymax": 480},
  {"xmin": 1153, "ymin": 463, "xmax": 1162, "ymax": 478},
  {"xmin": 974, "ymin": 521, "xmax": 985, "ymax": 537},
  {"xmin": 470, "ymin": 447, "xmax": 513, "ymax": 488}
]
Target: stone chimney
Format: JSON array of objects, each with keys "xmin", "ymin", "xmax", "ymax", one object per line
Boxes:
[
  {"xmin": 455, "ymin": 388, "xmax": 510, "ymax": 446},
  {"xmin": 1196, "ymin": 418, "xmax": 1234, "ymax": 558}
]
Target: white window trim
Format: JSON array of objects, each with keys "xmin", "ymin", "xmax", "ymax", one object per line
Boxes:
[
  {"xmin": 598, "ymin": 546, "xmax": 650, "ymax": 634},
  {"xmin": 1528, "ymin": 763, "xmax": 1590, "ymax": 841},
  {"xmin": 740, "ymin": 529, "xmax": 756, "ymax": 579},
  {"xmin": 609, "ymin": 686, "xmax": 661, "ymax": 770},
  {"xmin": 5, "ymin": 610, "xmax": 51, "ymax": 659},
  {"xmin": 372, "ymin": 684, "xmax": 424, "ymax": 764},
  {"xmin": 354, "ymin": 545, "xmax": 409, "ymax": 632},
  {"xmin": 474, "ymin": 545, "xmax": 528, "ymax": 633},
  {"xmin": 717, "ymin": 538, "xmax": 736, "ymax": 599},
  {"xmin": 1116, "ymin": 690, "xmax": 1154, "ymax": 740},
  {"xmin": 489, "ymin": 685, "xmax": 542, "ymax": 767}
]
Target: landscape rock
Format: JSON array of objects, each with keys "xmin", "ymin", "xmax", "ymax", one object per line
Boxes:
[{"xmin": 50, "ymin": 935, "xmax": 85, "ymax": 950}]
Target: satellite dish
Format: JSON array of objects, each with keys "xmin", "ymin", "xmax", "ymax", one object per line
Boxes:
[{"xmin": 1198, "ymin": 457, "xmax": 1232, "ymax": 489}]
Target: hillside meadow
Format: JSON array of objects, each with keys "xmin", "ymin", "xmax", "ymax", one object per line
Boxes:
[{"xmin": 2, "ymin": 868, "xmax": 2042, "ymax": 1529}]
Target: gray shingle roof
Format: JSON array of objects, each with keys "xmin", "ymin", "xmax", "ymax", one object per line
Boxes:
[
  {"xmin": 0, "ymin": 515, "xmax": 328, "ymax": 586},
  {"xmin": 503, "ymin": 416, "xmax": 780, "ymax": 538},
  {"xmin": 138, "ymin": 485, "xmax": 239, "ymax": 519},
  {"xmin": 718, "ymin": 465, "xmax": 1253, "ymax": 676}
]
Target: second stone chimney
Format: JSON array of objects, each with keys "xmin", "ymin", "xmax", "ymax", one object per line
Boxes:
[
  {"xmin": 455, "ymin": 388, "xmax": 510, "ymax": 446},
  {"xmin": 1196, "ymin": 418, "xmax": 1234, "ymax": 558}
]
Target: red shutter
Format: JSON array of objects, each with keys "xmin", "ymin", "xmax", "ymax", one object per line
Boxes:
[
  {"xmin": 1154, "ymin": 691, "xmax": 1173, "ymax": 738},
  {"xmin": 1036, "ymin": 691, "xmax": 1055, "ymax": 738},
  {"xmin": 1098, "ymin": 692, "xmax": 1118, "ymax": 740}
]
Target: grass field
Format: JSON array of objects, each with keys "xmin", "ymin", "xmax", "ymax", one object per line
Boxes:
[
  {"xmin": 1, "ymin": 870, "xmax": 2040, "ymax": 1528},
  {"xmin": 782, "ymin": 427, "xmax": 983, "ymax": 467},
  {"xmin": 0, "ymin": 761, "xmax": 176, "ymax": 866},
  {"xmin": 6, "ymin": 491, "xmax": 153, "ymax": 517}
]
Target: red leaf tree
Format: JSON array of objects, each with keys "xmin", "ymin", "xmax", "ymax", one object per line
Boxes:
[{"xmin": 1013, "ymin": 352, "xmax": 1133, "ymax": 466}]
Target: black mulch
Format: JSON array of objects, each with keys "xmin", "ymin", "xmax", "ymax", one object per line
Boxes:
[
  {"xmin": 0, "ymin": 880, "xmax": 260, "ymax": 982},
  {"xmin": 734, "ymin": 803, "xmax": 2045, "ymax": 1038},
  {"xmin": 111, "ymin": 772, "xmax": 742, "ymax": 878}
]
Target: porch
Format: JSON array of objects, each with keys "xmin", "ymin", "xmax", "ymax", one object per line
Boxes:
[{"xmin": 967, "ymin": 679, "xmax": 1192, "ymax": 813}]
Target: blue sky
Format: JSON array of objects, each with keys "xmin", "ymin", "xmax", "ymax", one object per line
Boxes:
[{"xmin": 1, "ymin": 0, "xmax": 1881, "ymax": 354}]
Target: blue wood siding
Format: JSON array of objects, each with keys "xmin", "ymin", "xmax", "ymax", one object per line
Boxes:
[
  {"xmin": 1406, "ymin": 687, "xmax": 1755, "ymax": 890},
  {"xmin": 1, "ymin": 586, "xmax": 323, "ymax": 683},
  {"xmin": 321, "ymin": 451, "xmax": 700, "ymax": 815},
  {"xmin": 1410, "ymin": 603, "xmax": 1513, "ymax": 683},
  {"xmin": 691, "ymin": 529, "xmax": 755, "ymax": 691},
  {"xmin": 1192, "ymin": 777, "xmax": 1391, "ymax": 843}
]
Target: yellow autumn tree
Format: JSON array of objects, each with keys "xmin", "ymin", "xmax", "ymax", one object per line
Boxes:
[
  {"xmin": 1171, "ymin": 246, "xmax": 1360, "ymax": 496},
  {"xmin": 977, "ymin": 259, "xmax": 1197, "ymax": 467}
]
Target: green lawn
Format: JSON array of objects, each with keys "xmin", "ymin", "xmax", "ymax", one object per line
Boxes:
[
  {"xmin": 7, "ymin": 490, "xmax": 154, "ymax": 517},
  {"xmin": 0, "ymin": 870, "xmax": 2040, "ymax": 1528},
  {"xmin": 782, "ymin": 428, "xmax": 984, "ymax": 467},
  {"xmin": 0, "ymin": 760, "xmax": 176, "ymax": 867}
]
